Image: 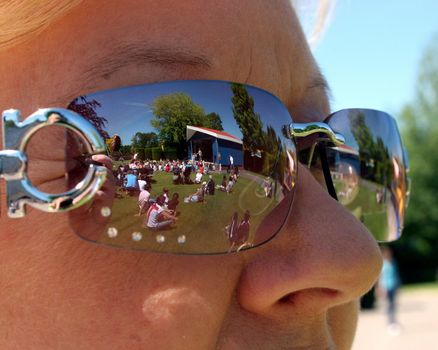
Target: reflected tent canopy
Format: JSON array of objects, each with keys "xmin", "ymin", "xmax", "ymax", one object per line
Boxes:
[{"xmin": 186, "ymin": 125, "xmax": 243, "ymax": 165}]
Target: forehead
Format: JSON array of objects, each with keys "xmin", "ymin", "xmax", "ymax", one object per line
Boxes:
[{"xmin": 0, "ymin": 0, "xmax": 328, "ymax": 121}]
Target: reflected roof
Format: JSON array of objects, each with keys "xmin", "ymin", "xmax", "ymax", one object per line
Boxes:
[{"xmin": 186, "ymin": 126, "xmax": 243, "ymax": 144}]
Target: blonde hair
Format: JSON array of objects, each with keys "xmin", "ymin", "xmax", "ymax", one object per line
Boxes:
[
  {"xmin": 0, "ymin": 0, "xmax": 83, "ymax": 50},
  {"xmin": 0, "ymin": 0, "xmax": 335, "ymax": 51},
  {"xmin": 291, "ymin": 0, "xmax": 336, "ymax": 48}
]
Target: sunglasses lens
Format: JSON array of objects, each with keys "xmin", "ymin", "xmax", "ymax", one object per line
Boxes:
[
  {"xmin": 66, "ymin": 80, "xmax": 296, "ymax": 254},
  {"xmin": 325, "ymin": 109, "xmax": 409, "ymax": 241}
]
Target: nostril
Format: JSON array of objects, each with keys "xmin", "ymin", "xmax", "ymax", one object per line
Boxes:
[
  {"xmin": 317, "ymin": 288, "xmax": 340, "ymax": 298},
  {"xmin": 277, "ymin": 288, "xmax": 341, "ymax": 308},
  {"xmin": 279, "ymin": 293, "xmax": 295, "ymax": 304}
]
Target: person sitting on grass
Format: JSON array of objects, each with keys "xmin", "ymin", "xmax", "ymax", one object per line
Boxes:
[
  {"xmin": 263, "ymin": 177, "xmax": 273, "ymax": 198},
  {"xmin": 167, "ymin": 193, "xmax": 180, "ymax": 214},
  {"xmin": 162, "ymin": 188, "xmax": 170, "ymax": 206},
  {"xmin": 172, "ymin": 166, "xmax": 183, "ymax": 184},
  {"xmin": 226, "ymin": 176, "xmax": 235, "ymax": 194},
  {"xmin": 230, "ymin": 168, "xmax": 238, "ymax": 183},
  {"xmin": 206, "ymin": 175, "xmax": 215, "ymax": 195},
  {"xmin": 137, "ymin": 183, "xmax": 152, "ymax": 216},
  {"xmin": 216, "ymin": 175, "xmax": 228, "ymax": 192},
  {"xmin": 194, "ymin": 170, "xmax": 203, "ymax": 184},
  {"xmin": 234, "ymin": 165, "xmax": 239, "ymax": 177},
  {"xmin": 183, "ymin": 163, "xmax": 193, "ymax": 184},
  {"xmin": 185, "ymin": 183, "xmax": 206, "ymax": 203},
  {"xmin": 137, "ymin": 173, "xmax": 148, "ymax": 192},
  {"xmin": 124, "ymin": 170, "xmax": 138, "ymax": 196},
  {"xmin": 146, "ymin": 196, "xmax": 177, "ymax": 230}
]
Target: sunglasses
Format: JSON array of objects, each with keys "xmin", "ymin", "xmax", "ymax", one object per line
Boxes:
[{"xmin": 0, "ymin": 80, "xmax": 410, "ymax": 254}]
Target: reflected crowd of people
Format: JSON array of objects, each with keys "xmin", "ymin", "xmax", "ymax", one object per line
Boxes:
[{"xmin": 110, "ymin": 155, "xmax": 258, "ymax": 251}]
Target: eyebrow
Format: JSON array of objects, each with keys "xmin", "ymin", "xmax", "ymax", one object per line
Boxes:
[
  {"xmin": 308, "ymin": 71, "xmax": 331, "ymax": 97},
  {"xmin": 291, "ymin": 71, "xmax": 331, "ymax": 123},
  {"xmin": 81, "ymin": 42, "xmax": 213, "ymax": 85}
]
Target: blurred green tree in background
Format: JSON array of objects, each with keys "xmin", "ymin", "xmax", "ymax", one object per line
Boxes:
[{"xmin": 394, "ymin": 34, "xmax": 438, "ymax": 284}]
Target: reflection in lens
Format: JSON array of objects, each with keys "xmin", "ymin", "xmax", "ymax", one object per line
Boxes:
[
  {"xmin": 325, "ymin": 109, "xmax": 408, "ymax": 242},
  {"xmin": 26, "ymin": 125, "xmax": 90, "ymax": 194},
  {"xmin": 66, "ymin": 80, "xmax": 297, "ymax": 254},
  {"xmin": 330, "ymin": 159, "xmax": 359, "ymax": 205}
]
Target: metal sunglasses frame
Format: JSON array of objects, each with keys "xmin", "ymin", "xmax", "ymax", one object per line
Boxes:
[
  {"xmin": 0, "ymin": 108, "xmax": 108, "ymax": 218},
  {"xmin": 0, "ymin": 108, "xmax": 344, "ymax": 218}
]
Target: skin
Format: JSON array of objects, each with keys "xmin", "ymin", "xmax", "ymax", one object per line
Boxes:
[{"xmin": 0, "ymin": 1, "xmax": 382, "ymax": 349}]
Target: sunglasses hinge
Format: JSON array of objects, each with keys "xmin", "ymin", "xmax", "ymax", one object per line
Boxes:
[{"xmin": 289, "ymin": 122, "xmax": 345, "ymax": 146}]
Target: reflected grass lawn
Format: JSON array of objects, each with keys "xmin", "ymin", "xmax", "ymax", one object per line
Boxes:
[
  {"xmin": 99, "ymin": 171, "xmax": 277, "ymax": 254},
  {"xmin": 334, "ymin": 178, "xmax": 389, "ymax": 241}
]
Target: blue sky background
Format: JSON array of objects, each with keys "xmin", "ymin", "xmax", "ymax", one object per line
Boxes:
[{"xmin": 313, "ymin": 0, "xmax": 438, "ymax": 118}]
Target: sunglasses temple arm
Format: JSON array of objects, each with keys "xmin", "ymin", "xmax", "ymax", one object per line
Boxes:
[
  {"xmin": 289, "ymin": 122, "xmax": 343, "ymax": 200},
  {"xmin": 317, "ymin": 144, "xmax": 338, "ymax": 201}
]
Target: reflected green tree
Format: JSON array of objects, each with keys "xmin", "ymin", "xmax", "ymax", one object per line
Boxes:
[
  {"xmin": 131, "ymin": 132, "xmax": 159, "ymax": 149},
  {"xmin": 230, "ymin": 83, "xmax": 264, "ymax": 153},
  {"xmin": 68, "ymin": 97, "xmax": 109, "ymax": 139},
  {"xmin": 151, "ymin": 93, "xmax": 205, "ymax": 150},
  {"xmin": 150, "ymin": 93, "xmax": 224, "ymax": 157},
  {"xmin": 263, "ymin": 125, "xmax": 283, "ymax": 177},
  {"xmin": 230, "ymin": 83, "xmax": 285, "ymax": 177},
  {"xmin": 350, "ymin": 112, "xmax": 392, "ymax": 187},
  {"xmin": 205, "ymin": 112, "xmax": 224, "ymax": 131},
  {"xmin": 130, "ymin": 132, "xmax": 159, "ymax": 159}
]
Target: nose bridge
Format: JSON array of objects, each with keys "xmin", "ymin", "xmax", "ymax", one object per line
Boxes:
[
  {"xmin": 236, "ymin": 164, "xmax": 382, "ymax": 315},
  {"xmin": 286, "ymin": 165, "xmax": 382, "ymax": 294},
  {"xmin": 290, "ymin": 122, "xmax": 346, "ymax": 146}
]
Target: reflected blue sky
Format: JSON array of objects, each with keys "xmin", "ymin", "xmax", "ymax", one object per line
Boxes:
[{"xmin": 84, "ymin": 81, "xmax": 291, "ymax": 145}]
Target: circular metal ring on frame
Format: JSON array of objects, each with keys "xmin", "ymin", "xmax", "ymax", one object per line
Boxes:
[{"xmin": 0, "ymin": 108, "xmax": 108, "ymax": 218}]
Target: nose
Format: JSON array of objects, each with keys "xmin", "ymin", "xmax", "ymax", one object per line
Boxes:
[{"xmin": 236, "ymin": 163, "xmax": 383, "ymax": 317}]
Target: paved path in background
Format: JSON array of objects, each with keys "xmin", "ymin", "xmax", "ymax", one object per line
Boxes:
[{"xmin": 353, "ymin": 288, "xmax": 438, "ymax": 350}]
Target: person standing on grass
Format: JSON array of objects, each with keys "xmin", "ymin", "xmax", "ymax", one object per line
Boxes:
[
  {"xmin": 217, "ymin": 151, "xmax": 222, "ymax": 172},
  {"xmin": 378, "ymin": 246, "xmax": 401, "ymax": 334},
  {"xmin": 233, "ymin": 210, "xmax": 251, "ymax": 252},
  {"xmin": 228, "ymin": 154, "xmax": 234, "ymax": 173}
]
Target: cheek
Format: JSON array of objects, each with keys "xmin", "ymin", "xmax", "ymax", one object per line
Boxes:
[
  {"xmin": 0, "ymin": 214, "xmax": 242, "ymax": 347},
  {"xmin": 140, "ymin": 287, "xmax": 217, "ymax": 342},
  {"xmin": 142, "ymin": 287, "xmax": 212, "ymax": 323},
  {"xmin": 328, "ymin": 300, "xmax": 360, "ymax": 349}
]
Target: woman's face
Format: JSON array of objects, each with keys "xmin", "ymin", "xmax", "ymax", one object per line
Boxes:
[{"xmin": 0, "ymin": 1, "xmax": 382, "ymax": 349}]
